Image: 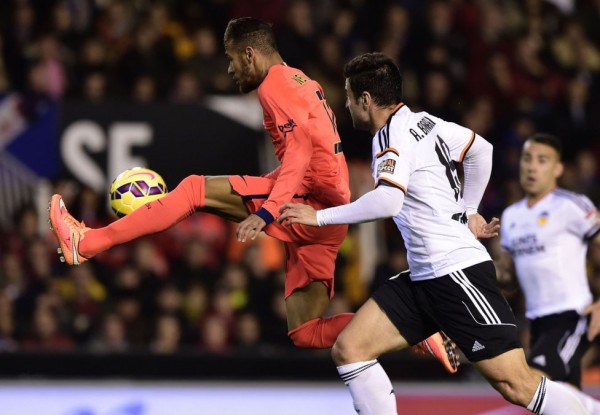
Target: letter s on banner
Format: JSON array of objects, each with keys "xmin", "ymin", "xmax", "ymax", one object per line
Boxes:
[
  {"xmin": 108, "ymin": 123, "xmax": 152, "ymax": 187},
  {"xmin": 61, "ymin": 120, "xmax": 106, "ymax": 192}
]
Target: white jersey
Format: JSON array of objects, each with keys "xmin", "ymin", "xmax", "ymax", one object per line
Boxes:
[
  {"xmin": 372, "ymin": 104, "xmax": 491, "ymax": 280},
  {"xmin": 500, "ymin": 189, "xmax": 600, "ymax": 319}
]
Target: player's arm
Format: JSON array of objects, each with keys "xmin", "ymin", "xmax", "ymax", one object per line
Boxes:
[
  {"xmin": 278, "ymin": 184, "xmax": 404, "ymax": 227},
  {"xmin": 495, "ymin": 210, "xmax": 518, "ymax": 289},
  {"xmin": 584, "ymin": 300, "xmax": 600, "ymax": 341},
  {"xmin": 279, "ymin": 130, "xmax": 410, "ymax": 227},
  {"xmin": 496, "ymin": 250, "xmax": 517, "ymax": 287},
  {"xmin": 254, "ymin": 91, "xmax": 313, "ymax": 225},
  {"xmin": 461, "ymin": 134, "xmax": 492, "ymax": 212}
]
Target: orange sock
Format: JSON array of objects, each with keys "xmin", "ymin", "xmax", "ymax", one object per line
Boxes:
[
  {"xmin": 79, "ymin": 175, "xmax": 206, "ymax": 258},
  {"xmin": 288, "ymin": 313, "xmax": 354, "ymax": 349}
]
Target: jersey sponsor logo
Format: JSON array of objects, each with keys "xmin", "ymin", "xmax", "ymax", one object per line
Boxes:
[
  {"xmin": 277, "ymin": 119, "xmax": 297, "ymax": 137},
  {"xmin": 537, "ymin": 211, "xmax": 549, "ymax": 226},
  {"xmin": 508, "ymin": 233, "xmax": 545, "ymax": 257},
  {"xmin": 377, "ymin": 159, "xmax": 396, "ymax": 175}
]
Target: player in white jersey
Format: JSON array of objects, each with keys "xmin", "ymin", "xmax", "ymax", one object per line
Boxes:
[
  {"xmin": 278, "ymin": 53, "xmax": 588, "ymax": 414},
  {"xmin": 499, "ymin": 133, "xmax": 600, "ymax": 414}
]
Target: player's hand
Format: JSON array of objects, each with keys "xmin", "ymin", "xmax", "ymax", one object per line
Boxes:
[
  {"xmin": 237, "ymin": 214, "xmax": 266, "ymax": 242},
  {"xmin": 583, "ymin": 302, "xmax": 600, "ymax": 341},
  {"xmin": 468, "ymin": 214, "xmax": 499, "ymax": 239},
  {"xmin": 278, "ymin": 203, "xmax": 318, "ymax": 227}
]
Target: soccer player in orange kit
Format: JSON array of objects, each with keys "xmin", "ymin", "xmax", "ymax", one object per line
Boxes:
[{"xmin": 49, "ymin": 17, "xmax": 457, "ymax": 370}]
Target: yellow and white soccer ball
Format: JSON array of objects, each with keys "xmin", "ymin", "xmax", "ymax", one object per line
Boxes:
[{"xmin": 109, "ymin": 167, "xmax": 168, "ymax": 217}]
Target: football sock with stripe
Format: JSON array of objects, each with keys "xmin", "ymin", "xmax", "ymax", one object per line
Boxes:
[
  {"xmin": 80, "ymin": 175, "xmax": 205, "ymax": 258},
  {"xmin": 558, "ymin": 382, "xmax": 600, "ymax": 415},
  {"xmin": 337, "ymin": 360, "xmax": 396, "ymax": 415},
  {"xmin": 288, "ymin": 313, "xmax": 353, "ymax": 348},
  {"xmin": 528, "ymin": 377, "xmax": 588, "ymax": 414}
]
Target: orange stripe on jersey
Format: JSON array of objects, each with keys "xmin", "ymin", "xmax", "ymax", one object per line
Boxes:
[
  {"xmin": 376, "ymin": 148, "xmax": 399, "ymax": 158},
  {"xmin": 378, "ymin": 177, "xmax": 407, "ymax": 194},
  {"xmin": 392, "ymin": 102, "xmax": 405, "ymax": 113},
  {"xmin": 459, "ymin": 131, "xmax": 476, "ymax": 162}
]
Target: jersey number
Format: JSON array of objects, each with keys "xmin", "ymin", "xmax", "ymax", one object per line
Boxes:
[
  {"xmin": 435, "ymin": 135, "xmax": 461, "ymax": 201},
  {"xmin": 315, "ymin": 90, "xmax": 337, "ymax": 133}
]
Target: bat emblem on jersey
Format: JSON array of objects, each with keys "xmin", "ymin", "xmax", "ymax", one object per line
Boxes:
[
  {"xmin": 537, "ymin": 211, "xmax": 549, "ymax": 226},
  {"xmin": 377, "ymin": 159, "xmax": 396, "ymax": 175},
  {"xmin": 278, "ymin": 119, "xmax": 297, "ymax": 137}
]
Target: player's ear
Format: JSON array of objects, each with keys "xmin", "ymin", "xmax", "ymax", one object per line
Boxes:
[
  {"xmin": 245, "ymin": 47, "xmax": 253, "ymax": 62},
  {"xmin": 555, "ymin": 161, "xmax": 564, "ymax": 178},
  {"xmin": 361, "ymin": 93, "xmax": 369, "ymax": 107}
]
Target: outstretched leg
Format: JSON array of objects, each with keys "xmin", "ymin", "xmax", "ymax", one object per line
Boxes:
[
  {"xmin": 475, "ymin": 349, "xmax": 589, "ymax": 414},
  {"xmin": 50, "ymin": 175, "xmax": 247, "ymax": 264}
]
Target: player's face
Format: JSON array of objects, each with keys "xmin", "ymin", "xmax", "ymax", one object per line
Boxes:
[
  {"xmin": 519, "ymin": 141, "xmax": 563, "ymax": 198},
  {"xmin": 225, "ymin": 45, "xmax": 260, "ymax": 94},
  {"xmin": 345, "ymin": 79, "xmax": 369, "ymax": 131}
]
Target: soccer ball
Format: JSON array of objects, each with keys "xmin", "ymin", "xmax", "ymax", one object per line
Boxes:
[{"xmin": 109, "ymin": 167, "xmax": 168, "ymax": 217}]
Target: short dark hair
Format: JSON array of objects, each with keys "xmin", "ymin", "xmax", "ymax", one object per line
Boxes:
[
  {"xmin": 224, "ymin": 17, "xmax": 277, "ymax": 55},
  {"xmin": 525, "ymin": 133, "xmax": 563, "ymax": 160},
  {"xmin": 343, "ymin": 52, "xmax": 403, "ymax": 107}
]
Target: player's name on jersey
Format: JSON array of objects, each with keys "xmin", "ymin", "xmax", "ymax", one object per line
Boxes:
[{"xmin": 409, "ymin": 116, "xmax": 437, "ymax": 141}]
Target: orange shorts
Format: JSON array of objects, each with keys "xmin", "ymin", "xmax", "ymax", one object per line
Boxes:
[{"xmin": 229, "ymin": 175, "xmax": 348, "ymax": 299}]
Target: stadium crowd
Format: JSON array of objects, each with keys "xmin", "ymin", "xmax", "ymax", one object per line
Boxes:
[{"xmin": 0, "ymin": 0, "xmax": 600, "ymax": 364}]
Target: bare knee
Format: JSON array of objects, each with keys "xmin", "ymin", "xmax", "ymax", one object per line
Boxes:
[
  {"xmin": 331, "ymin": 334, "xmax": 372, "ymax": 366},
  {"xmin": 490, "ymin": 372, "xmax": 541, "ymax": 406}
]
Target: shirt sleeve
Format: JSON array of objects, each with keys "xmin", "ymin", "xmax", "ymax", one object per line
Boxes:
[
  {"xmin": 438, "ymin": 119, "xmax": 476, "ymax": 163},
  {"xmin": 565, "ymin": 195, "xmax": 600, "ymax": 240},
  {"xmin": 373, "ymin": 122, "xmax": 416, "ymax": 193},
  {"xmin": 317, "ymin": 185, "xmax": 405, "ymax": 225},
  {"xmin": 256, "ymin": 85, "xmax": 312, "ymax": 223},
  {"xmin": 261, "ymin": 166, "xmax": 281, "ymax": 181},
  {"xmin": 499, "ymin": 209, "xmax": 512, "ymax": 252},
  {"xmin": 461, "ymin": 134, "xmax": 493, "ymax": 214}
]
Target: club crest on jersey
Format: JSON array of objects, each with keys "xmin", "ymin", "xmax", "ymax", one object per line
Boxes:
[
  {"xmin": 377, "ymin": 159, "xmax": 396, "ymax": 175},
  {"xmin": 537, "ymin": 211, "xmax": 549, "ymax": 226},
  {"xmin": 278, "ymin": 119, "xmax": 297, "ymax": 137}
]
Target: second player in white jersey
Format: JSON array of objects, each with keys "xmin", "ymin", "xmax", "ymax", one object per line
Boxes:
[
  {"xmin": 278, "ymin": 53, "xmax": 589, "ymax": 414},
  {"xmin": 501, "ymin": 189, "xmax": 599, "ymax": 319},
  {"xmin": 371, "ymin": 104, "xmax": 491, "ymax": 279}
]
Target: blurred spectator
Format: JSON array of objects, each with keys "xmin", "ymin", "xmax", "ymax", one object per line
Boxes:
[
  {"xmin": 52, "ymin": 264, "xmax": 106, "ymax": 342},
  {"xmin": 276, "ymin": 0, "xmax": 316, "ymax": 69},
  {"xmin": 88, "ymin": 312, "xmax": 129, "ymax": 353},
  {"xmin": 0, "ymin": 292, "xmax": 17, "ymax": 352},
  {"xmin": 184, "ymin": 26, "xmax": 235, "ymax": 95},
  {"xmin": 21, "ymin": 307, "xmax": 74, "ymax": 351},
  {"xmin": 150, "ymin": 314, "xmax": 182, "ymax": 354},
  {"xmin": 81, "ymin": 71, "xmax": 108, "ymax": 102},
  {"xmin": 199, "ymin": 314, "xmax": 231, "ymax": 354},
  {"xmin": 114, "ymin": 293, "xmax": 147, "ymax": 349},
  {"xmin": 170, "ymin": 70, "xmax": 201, "ymax": 103},
  {"xmin": 234, "ymin": 311, "xmax": 261, "ymax": 354}
]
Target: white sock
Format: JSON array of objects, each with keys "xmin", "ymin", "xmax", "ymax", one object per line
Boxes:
[
  {"xmin": 528, "ymin": 377, "xmax": 588, "ymax": 414},
  {"xmin": 337, "ymin": 360, "xmax": 397, "ymax": 415},
  {"xmin": 558, "ymin": 382, "xmax": 600, "ymax": 415}
]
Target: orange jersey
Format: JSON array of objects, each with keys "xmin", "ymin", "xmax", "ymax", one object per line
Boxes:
[{"xmin": 256, "ymin": 64, "xmax": 350, "ymax": 221}]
